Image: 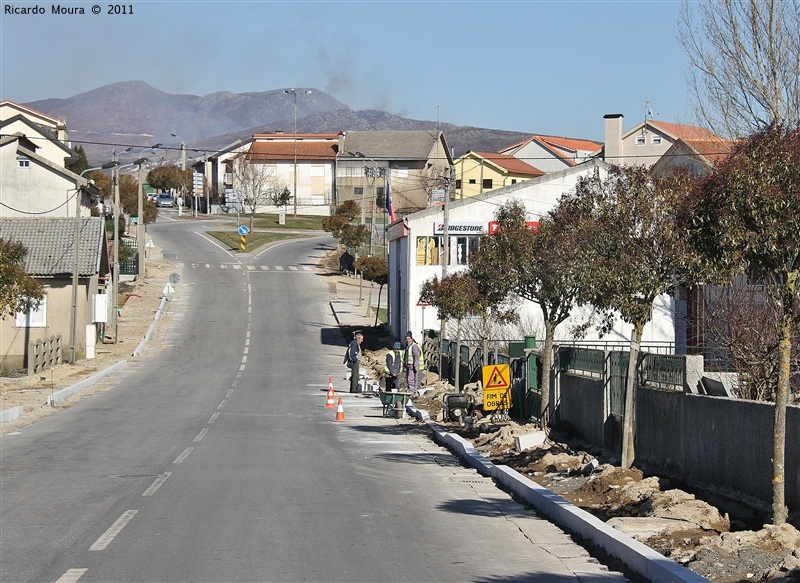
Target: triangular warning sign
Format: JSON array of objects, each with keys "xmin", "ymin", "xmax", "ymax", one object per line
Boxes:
[{"xmin": 483, "ymin": 365, "xmax": 509, "ymax": 390}]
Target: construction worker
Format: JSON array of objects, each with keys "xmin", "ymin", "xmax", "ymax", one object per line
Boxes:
[
  {"xmin": 384, "ymin": 342, "xmax": 403, "ymax": 391},
  {"xmin": 344, "ymin": 331, "xmax": 364, "ymax": 393},
  {"xmin": 404, "ymin": 331, "xmax": 425, "ymax": 394}
]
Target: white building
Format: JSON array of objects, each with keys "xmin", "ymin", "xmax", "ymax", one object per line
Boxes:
[{"xmin": 387, "ymin": 159, "xmax": 679, "ymax": 348}]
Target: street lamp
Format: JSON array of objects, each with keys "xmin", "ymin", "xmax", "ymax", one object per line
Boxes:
[
  {"xmin": 135, "ymin": 144, "xmax": 162, "ymax": 279},
  {"xmin": 69, "ymin": 161, "xmax": 118, "ymax": 362},
  {"xmin": 284, "ymin": 89, "xmax": 311, "ymax": 217},
  {"xmin": 170, "ymin": 133, "xmax": 187, "ymax": 214},
  {"xmin": 109, "ymin": 152, "xmax": 136, "ymax": 343}
]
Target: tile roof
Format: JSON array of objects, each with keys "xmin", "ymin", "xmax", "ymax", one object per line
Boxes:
[
  {"xmin": 536, "ymin": 135, "xmax": 603, "ymax": 153},
  {"xmin": 679, "ymin": 137, "xmax": 733, "ymax": 166},
  {"xmin": 471, "ymin": 151, "xmax": 545, "ymax": 176},
  {"xmin": 340, "ymin": 131, "xmax": 444, "ymax": 160},
  {"xmin": 0, "ymin": 217, "xmax": 104, "ymax": 277},
  {"xmin": 498, "ymin": 134, "xmax": 602, "ymax": 166},
  {"xmin": 247, "ymin": 140, "xmax": 338, "ymax": 161},
  {"xmin": 645, "ymin": 120, "xmax": 720, "ymax": 141}
]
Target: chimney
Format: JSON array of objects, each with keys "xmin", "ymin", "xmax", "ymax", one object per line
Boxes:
[{"xmin": 603, "ymin": 114, "xmax": 624, "ymax": 165}]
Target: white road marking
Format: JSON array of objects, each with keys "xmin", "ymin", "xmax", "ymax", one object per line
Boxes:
[
  {"xmin": 205, "ymin": 263, "xmax": 211, "ymax": 268},
  {"xmin": 142, "ymin": 472, "xmax": 172, "ymax": 496},
  {"xmin": 247, "ymin": 265, "xmax": 255, "ymax": 271},
  {"xmin": 226, "ymin": 389, "xmax": 234, "ymax": 398},
  {"xmin": 274, "ymin": 266, "xmax": 284, "ymax": 271},
  {"xmin": 233, "ymin": 265, "xmax": 241, "ymax": 270},
  {"xmin": 220, "ymin": 264, "xmax": 228, "ymax": 269},
  {"xmin": 239, "ymin": 364, "xmax": 246, "ymax": 371},
  {"xmin": 261, "ymin": 265, "xmax": 269, "ymax": 270},
  {"xmin": 241, "ymin": 355, "xmax": 247, "ymax": 363},
  {"xmin": 55, "ymin": 568, "xmax": 88, "ymax": 582},
  {"xmin": 218, "ymin": 399, "xmax": 228, "ymax": 409},
  {"xmin": 193, "ymin": 428, "xmax": 209, "ymax": 442},
  {"xmin": 89, "ymin": 510, "xmax": 138, "ymax": 551},
  {"xmin": 303, "ymin": 266, "xmax": 313, "ymax": 271},
  {"xmin": 289, "ymin": 266, "xmax": 298, "ymax": 271},
  {"xmin": 174, "ymin": 447, "xmax": 194, "ymax": 463},
  {"xmin": 208, "ymin": 412, "xmax": 220, "ymax": 424}
]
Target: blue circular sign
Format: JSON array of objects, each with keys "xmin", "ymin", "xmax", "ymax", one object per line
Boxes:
[{"xmin": 238, "ymin": 225, "xmax": 250, "ymax": 236}]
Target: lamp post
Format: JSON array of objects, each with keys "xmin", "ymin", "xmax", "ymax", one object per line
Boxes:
[
  {"xmin": 135, "ymin": 144, "xmax": 162, "ymax": 279},
  {"xmin": 283, "ymin": 89, "xmax": 311, "ymax": 217},
  {"xmin": 109, "ymin": 152, "xmax": 135, "ymax": 343},
  {"xmin": 170, "ymin": 133, "xmax": 187, "ymax": 214},
  {"xmin": 68, "ymin": 161, "xmax": 118, "ymax": 363}
]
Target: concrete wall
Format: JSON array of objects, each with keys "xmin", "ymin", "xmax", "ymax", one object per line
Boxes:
[{"xmin": 558, "ymin": 353, "xmax": 800, "ymax": 512}]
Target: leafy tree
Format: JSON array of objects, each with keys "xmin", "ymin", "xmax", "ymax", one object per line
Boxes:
[
  {"xmin": 323, "ymin": 201, "xmax": 365, "ymax": 249},
  {"xmin": 118, "ymin": 175, "xmax": 158, "ymax": 225},
  {"xmin": 270, "ymin": 187, "xmax": 292, "ymax": 208},
  {"xmin": 147, "ymin": 166, "xmax": 191, "ymax": 193},
  {"xmin": 678, "ymin": 0, "xmax": 800, "ymax": 138},
  {"xmin": 0, "ymin": 239, "xmax": 44, "ymax": 320},
  {"xmin": 570, "ymin": 165, "xmax": 695, "ymax": 469},
  {"xmin": 686, "ymin": 123, "xmax": 800, "ymax": 525},
  {"xmin": 470, "ymin": 200, "xmax": 584, "ymax": 428},
  {"xmin": 355, "ymin": 256, "xmax": 388, "ymax": 326},
  {"xmin": 420, "ymin": 272, "xmax": 483, "ymax": 391},
  {"xmin": 67, "ymin": 145, "xmax": 89, "ymax": 175}
]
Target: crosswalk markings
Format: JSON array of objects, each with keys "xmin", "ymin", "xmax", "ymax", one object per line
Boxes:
[{"xmin": 185, "ymin": 263, "xmax": 315, "ymax": 271}]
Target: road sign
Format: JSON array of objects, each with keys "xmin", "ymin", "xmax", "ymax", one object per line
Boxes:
[
  {"xmin": 237, "ymin": 225, "xmax": 249, "ymax": 236},
  {"xmin": 482, "ymin": 364, "xmax": 511, "ymax": 411},
  {"xmin": 417, "ymin": 295, "xmax": 431, "ymax": 307}
]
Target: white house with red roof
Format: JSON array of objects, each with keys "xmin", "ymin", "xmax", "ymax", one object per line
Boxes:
[
  {"xmin": 600, "ymin": 113, "xmax": 725, "ymax": 168},
  {"xmin": 498, "ymin": 135, "xmax": 603, "ymax": 174}
]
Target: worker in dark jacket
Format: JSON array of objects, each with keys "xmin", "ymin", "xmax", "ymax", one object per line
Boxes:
[
  {"xmin": 344, "ymin": 331, "xmax": 364, "ymax": 393},
  {"xmin": 384, "ymin": 342, "xmax": 403, "ymax": 390}
]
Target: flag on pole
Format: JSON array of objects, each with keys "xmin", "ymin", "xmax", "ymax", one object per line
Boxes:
[{"xmin": 385, "ymin": 178, "xmax": 397, "ymax": 223}]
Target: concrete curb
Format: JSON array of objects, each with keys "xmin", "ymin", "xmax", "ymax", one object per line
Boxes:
[
  {"xmin": 47, "ymin": 360, "xmax": 128, "ymax": 406},
  {"xmin": 0, "ymin": 406, "xmax": 24, "ymax": 424},
  {"xmin": 426, "ymin": 421, "xmax": 708, "ymax": 583},
  {"xmin": 133, "ymin": 293, "xmax": 169, "ymax": 357}
]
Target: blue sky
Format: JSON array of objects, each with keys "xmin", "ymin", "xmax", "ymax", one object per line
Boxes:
[{"xmin": 0, "ymin": 1, "xmax": 692, "ymax": 141}]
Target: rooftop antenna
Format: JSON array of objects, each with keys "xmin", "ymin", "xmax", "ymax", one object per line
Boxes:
[{"xmin": 436, "ymin": 104, "xmax": 440, "ymax": 132}]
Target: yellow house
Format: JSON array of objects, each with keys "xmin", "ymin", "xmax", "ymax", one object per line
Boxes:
[{"xmin": 454, "ymin": 151, "xmax": 544, "ymax": 198}]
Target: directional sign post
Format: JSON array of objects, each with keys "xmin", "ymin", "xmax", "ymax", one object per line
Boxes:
[
  {"xmin": 482, "ymin": 364, "xmax": 511, "ymax": 411},
  {"xmin": 237, "ymin": 224, "xmax": 249, "ymax": 252}
]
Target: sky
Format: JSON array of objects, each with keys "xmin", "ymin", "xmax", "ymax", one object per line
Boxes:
[{"xmin": 0, "ymin": 0, "xmax": 694, "ymax": 142}]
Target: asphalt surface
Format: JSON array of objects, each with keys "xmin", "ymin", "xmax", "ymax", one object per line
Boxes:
[{"xmin": 0, "ymin": 215, "xmax": 630, "ymax": 582}]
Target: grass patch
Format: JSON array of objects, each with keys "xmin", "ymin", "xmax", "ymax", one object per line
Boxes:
[
  {"xmin": 207, "ymin": 230, "xmax": 309, "ymax": 252},
  {"xmin": 221, "ymin": 213, "xmax": 326, "ymax": 231}
]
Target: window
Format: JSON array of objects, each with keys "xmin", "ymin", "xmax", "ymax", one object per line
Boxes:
[
  {"xmin": 451, "ymin": 236, "xmax": 480, "ymax": 266},
  {"xmin": 468, "ymin": 179, "xmax": 476, "ymax": 184},
  {"xmin": 17, "ymin": 156, "xmax": 30, "ymax": 168},
  {"xmin": 511, "ymin": 179, "xmax": 517, "ymax": 184},
  {"xmin": 636, "ymin": 135, "xmax": 646, "ymax": 146},
  {"xmin": 15, "ymin": 295, "xmax": 46, "ymax": 328},
  {"xmin": 455, "ymin": 180, "xmax": 462, "ymax": 189},
  {"xmin": 415, "ymin": 236, "xmax": 440, "ymax": 266},
  {"xmin": 652, "ymin": 135, "xmax": 662, "ymax": 145},
  {"xmin": 482, "ymin": 179, "xmax": 493, "ymax": 190},
  {"xmin": 354, "ymin": 187, "xmax": 364, "ymax": 196}
]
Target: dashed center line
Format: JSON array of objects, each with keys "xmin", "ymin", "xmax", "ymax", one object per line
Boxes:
[
  {"xmin": 89, "ymin": 510, "xmax": 138, "ymax": 551},
  {"xmin": 194, "ymin": 428, "xmax": 209, "ymax": 442},
  {"xmin": 174, "ymin": 447, "xmax": 194, "ymax": 463},
  {"xmin": 218, "ymin": 399, "xmax": 227, "ymax": 410},
  {"xmin": 208, "ymin": 412, "xmax": 220, "ymax": 424},
  {"xmin": 142, "ymin": 472, "xmax": 171, "ymax": 496},
  {"xmin": 55, "ymin": 568, "xmax": 87, "ymax": 583}
]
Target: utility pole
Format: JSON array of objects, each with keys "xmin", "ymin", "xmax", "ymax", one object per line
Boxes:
[{"xmin": 110, "ymin": 150, "xmax": 119, "ymax": 343}]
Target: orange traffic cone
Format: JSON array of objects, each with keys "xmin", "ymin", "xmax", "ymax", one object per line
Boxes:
[
  {"xmin": 324, "ymin": 382, "xmax": 336, "ymax": 409},
  {"xmin": 334, "ymin": 397, "xmax": 346, "ymax": 422}
]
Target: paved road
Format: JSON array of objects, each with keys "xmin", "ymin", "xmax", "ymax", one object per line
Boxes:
[{"xmin": 0, "ymin": 217, "xmax": 629, "ymax": 582}]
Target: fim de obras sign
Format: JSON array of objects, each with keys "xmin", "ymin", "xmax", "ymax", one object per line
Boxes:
[
  {"xmin": 433, "ymin": 222, "xmax": 486, "ymax": 236},
  {"xmin": 482, "ymin": 364, "xmax": 511, "ymax": 411}
]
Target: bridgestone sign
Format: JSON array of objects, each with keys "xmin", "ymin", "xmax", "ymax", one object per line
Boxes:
[{"xmin": 433, "ymin": 222, "xmax": 486, "ymax": 235}]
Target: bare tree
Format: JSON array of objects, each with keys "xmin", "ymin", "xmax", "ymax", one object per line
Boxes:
[
  {"xmin": 232, "ymin": 154, "xmax": 281, "ymax": 216},
  {"xmin": 678, "ymin": 0, "xmax": 800, "ymax": 139}
]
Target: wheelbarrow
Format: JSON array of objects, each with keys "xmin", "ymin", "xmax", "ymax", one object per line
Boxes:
[{"xmin": 378, "ymin": 390, "xmax": 412, "ymax": 418}]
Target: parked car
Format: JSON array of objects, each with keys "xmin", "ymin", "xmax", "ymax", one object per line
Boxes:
[{"xmin": 156, "ymin": 194, "xmax": 174, "ymax": 207}]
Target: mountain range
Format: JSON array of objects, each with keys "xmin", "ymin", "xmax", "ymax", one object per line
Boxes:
[{"xmin": 24, "ymin": 81, "xmax": 533, "ymax": 165}]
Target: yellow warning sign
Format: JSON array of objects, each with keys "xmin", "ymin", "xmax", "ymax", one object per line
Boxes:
[
  {"xmin": 482, "ymin": 364, "xmax": 510, "ymax": 390},
  {"xmin": 482, "ymin": 364, "xmax": 511, "ymax": 411}
]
